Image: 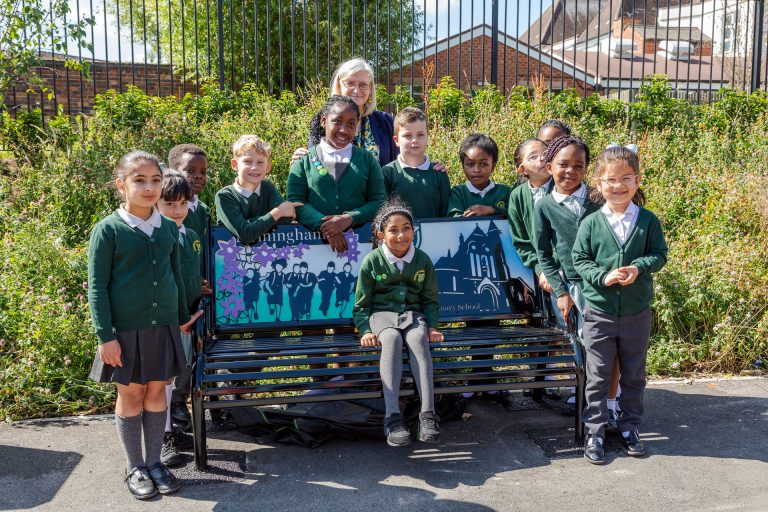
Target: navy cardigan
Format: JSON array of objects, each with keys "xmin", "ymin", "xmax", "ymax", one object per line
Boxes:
[{"xmin": 309, "ymin": 110, "xmax": 398, "ymax": 167}]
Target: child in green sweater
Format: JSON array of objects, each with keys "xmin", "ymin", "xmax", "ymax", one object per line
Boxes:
[
  {"xmin": 168, "ymin": 144, "xmax": 210, "ymax": 242},
  {"xmin": 155, "ymin": 169, "xmax": 208, "ymax": 467},
  {"xmin": 353, "ymin": 198, "xmax": 444, "ymax": 447},
  {"xmin": 215, "ymin": 134, "xmax": 302, "ymax": 244},
  {"xmin": 382, "ymin": 107, "xmax": 450, "ymax": 218},
  {"xmin": 288, "ymin": 95, "xmax": 386, "ymax": 252},
  {"xmin": 572, "ymin": 145, "xmax": 668, "ymax": 465},
  {"xmin": 88, "ymin": 151, "xmax": 196, "ymax": 498},
  {"xmin": 448, "ymin": 133, "xmax": 510, "ymax": 218}
]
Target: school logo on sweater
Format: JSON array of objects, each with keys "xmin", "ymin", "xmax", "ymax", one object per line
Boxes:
[
  {"xmin": 193, "ymin": 240, "xmax": 202, "ymax": 253},
  {"xmin": 414, "ymin": 270, "xmax": 426, "ymax": 283},
  {"xmin": 496, "ymin": 200, "xmax": 505, "ymax": 208}
]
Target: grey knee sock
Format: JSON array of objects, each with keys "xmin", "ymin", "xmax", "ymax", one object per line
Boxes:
[
  {"xmin": 142, "ymin": 409, "xmax": 168, "ymax": 467},
  {"xmin": 115, "ymin": 413, "xmax": 144, "ymax": 470},
  {"xmin": 378, "ymin": 329, "xmax": 404, "ymax": 418},
  {"xmin": 404, "ymin": 326, "xmax": 435, "ymax": 413}
]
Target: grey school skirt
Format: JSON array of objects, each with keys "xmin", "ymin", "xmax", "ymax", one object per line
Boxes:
[
  {"xmin": 368, "ymin": 311, "xmax": 426, "ymax": 337},
  {"xmin": 89, "ymin": 325, "xmax": 187, "ymax": 386}
]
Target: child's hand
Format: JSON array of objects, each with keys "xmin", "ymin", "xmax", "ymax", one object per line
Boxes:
[
  {"xmin": 290, "ymin": 147, "xmax": 309, "ymax": 164},
  {"xmin": 463, "ymin": 205, "xmax": 496, "ymax": 217},
  {"xmin": 181, "ymin": 310, "xmax": 204, "ymax": 333},
  {"xmin": 428, "ymin": 328, "xmax": 444, "ymax": 342},
  {"xmin": 326, "ymin": 233, "xmax": 348, "ymax": 253},
  {"xmin": 361, "ymin": 332, "xmax": 379, "ymax": 347},
  {"xmin": 320, "ymin": 214, "xmax": 353, "ymax": 238},
  {"xmin": 271, "ymin": 201, "xmax": 304, "ymax": 221},
  {"xmin": 201, "ymin": 279, "xmax": 213, "ymax": 296},
  {"xmin": 538, "ymin": 272, "xmax": 553, "ymax": 293},
  {"xmin": 98, "ymin": 339, "xmax": 122, "ymax": 367},
  {"xmin": 603, "ymin": 268, "xmax": 628, "ymax": 286},
  {"xmin": 433, "ymin": 160, "xmax": 448, "ymax": 173},
  {"xmin": 556, "ymin": 293, "xmax": 575, "ymax": 320},
  {"xmin": 617, "ymin": 265, "xmax": 639, "ymax": 285}
]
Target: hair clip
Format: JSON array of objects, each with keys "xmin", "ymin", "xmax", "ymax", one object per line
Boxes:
[{"xmin": 606, "ymin": 142, "xmax": 638, "ymax": 154}]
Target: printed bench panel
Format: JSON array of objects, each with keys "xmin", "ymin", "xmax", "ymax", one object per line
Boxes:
[{"xmin": 211, "ymin": 217, "xmax": 536, "ymax": 332}]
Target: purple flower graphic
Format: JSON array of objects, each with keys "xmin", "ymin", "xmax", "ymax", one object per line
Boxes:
[
  {"xmin": 274, "ymin": 245, "xmax": 292, "ymax": 260},
  {"xmin": 292, "ymin": 242, "xmax": 310, "ymax": 258},
  {"xmin": 216, "ymin": 238, "xmax": 240, "ymax": 263},
  {"xmin": 252, "ymin": 243, "xmax": 276, "ymax": 267},
  {"xmin": 220, "ymin": 295, "xmax": 245, "ymax": 318},
  {"xmin": 217, "ymin": 272, "xmax": 243, "ymax": 295},
  {"xmin": 337, "ymin": 231, "xmax": 361, "ymax": 262}
]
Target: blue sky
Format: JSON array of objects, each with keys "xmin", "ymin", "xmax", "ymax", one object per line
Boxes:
[{"xmin": 59, "ymin": 0, "xmax": 549, "ymax": 62}]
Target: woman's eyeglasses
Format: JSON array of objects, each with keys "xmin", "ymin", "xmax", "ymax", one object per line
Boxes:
[
  {"xmin": 526, "ymin": 154, "xmax": 545, "ymax": 162},
  {"xmin": 341, "ymin": 80, "xmax": 371, "ymax": 92},
  {"xmin": 597, "ymin": 175, "xmax": 639, "ymax": 186}
]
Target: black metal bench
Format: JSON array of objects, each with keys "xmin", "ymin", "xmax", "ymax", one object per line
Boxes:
[{"xmin": 191, "ymin": 217, "xmax": 585, "ymax": 469}]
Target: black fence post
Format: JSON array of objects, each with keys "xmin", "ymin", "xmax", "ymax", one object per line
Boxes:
[
  {"xmin": 491, "ymin": 0, "xmax": 499, "ymax": 87},
  {"xmin": 217, "ymin": 0, "xmax": 225, "ymax": 89},
  {"xmin": 751, "ymin": 0, "xmax": 765, "ymax": 93}
]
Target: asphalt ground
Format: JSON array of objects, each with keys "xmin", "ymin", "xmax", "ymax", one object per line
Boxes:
[{"xmin": 1, "ymin": 377, "xmax": 767, "ymax": 512}]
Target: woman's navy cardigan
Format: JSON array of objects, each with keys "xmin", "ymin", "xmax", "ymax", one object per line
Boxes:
[{"xmin": 309, "ymin": 110, "xmax": 398, "ymax": 167}]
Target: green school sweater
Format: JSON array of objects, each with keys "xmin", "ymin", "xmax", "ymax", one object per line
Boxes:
[
  {"xmin": 287, "ymin": 146, "xmax": 387, "ymax": 230},
  {"xmin": 507, "ymin": 180, "xmax": 554, "ymax": 276},
  {"xmin": 572, "ymin": 207, "xmax": 668, "ymax": 316},
  {"xmin": 448, "ymin": 182, "xmax": 511, "ymax": 217},
  {"xmin": 353, "ymin": 247, "xmax": 440, "ymax": 334},
  {"xmin": 382, "ymin": 159, "xmax": 450, "ymax": 218},
  {"xmin": 88, "ymin": 212, "xmax": 190, "ymax": 344},
  {"xmin": 179, "ymin": 227, "xmax": 203, "ymax": 313},
  {"xmin": 215, "ymin": 181, "xmax": 283, "ymax": 244},
  {"xmin": 533, "ymin": 192, "xmax": 601, "ymax": 298},
  {"xmin": 183, "ymin": 199, "xmax": 209, "ymax": 242}
]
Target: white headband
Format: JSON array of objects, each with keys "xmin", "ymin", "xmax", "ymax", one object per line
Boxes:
[{"xmin": 606, "ymin": 142, "xmax": 638, "ymax": 154}]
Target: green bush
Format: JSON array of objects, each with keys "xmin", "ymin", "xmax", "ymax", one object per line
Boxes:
[{"xmin": 1, "ymin": 75, "xmax": 767, "ymax": 420}]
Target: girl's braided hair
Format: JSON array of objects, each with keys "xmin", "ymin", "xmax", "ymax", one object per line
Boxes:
[
  {"xmin": 308, "ymin": 95, "xmax": 360, "ymax": 146},
  {"xmin": 589, "ymin": 146, "xmax": 647, "ymax": 206},
  {"xmin": 371, "ymin": 196, "xmax": 414, "ymax": 248},
  {"xmin": 543, "ymin": 135, "xmax": 591, "ymax": 166}
]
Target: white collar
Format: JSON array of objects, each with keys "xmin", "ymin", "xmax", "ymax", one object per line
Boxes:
[
  {"xmin": 528, "ymin": 178, "xmax": 552, "ymax": 191},
  {"xmin": 381, "ymin": 244, "xmax": 415, "ymax": 267},
  {"xmin": 233, "ymin": 180, "xmax": 261, "ymax": 198},
  {"xmin": 465, "ymin": 180, "xmax": 496, "ymax": 197},
  {"xmin": 552, "ymin": 183, "xmax": 587, "ymax": 203},
  {"xmin": 178, "ymin": 224, "xmax": 186, "ymax": 235},
  {"xmin": 601, "ymin": 201, "xmax": 639, "ymax": 219},
  {"xmin": 319, "ymin": 138, "xmax": 353, "ymax": 156},
  {"xmin": 117, "ymin": 205, "xmax": 162, "ymax": 232},
  {"xmin": 398, "ymin": 154, "xmax": 431, "ymax": 170},
  {"xmin": 188, "ymin": 195, "xmax": 199, "ymax": 211}
]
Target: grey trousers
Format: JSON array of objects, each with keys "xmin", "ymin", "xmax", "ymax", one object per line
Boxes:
[
  {"xmin": 582, "ymin": 307, "xmax": 652, "ymax": 438},
  {"xmin": 370, "ymin": 311, "xmax": 434, "ymax": 418}
]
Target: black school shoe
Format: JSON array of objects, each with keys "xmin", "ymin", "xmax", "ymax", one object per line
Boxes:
[
  {"xmin": 125, "ymin": 466, "xmax": 158, "ymax": 500},
  {"xmin": 171, "ymin": 401, "xmax": 192, "ymax": 424},
  {"xmin": 384, "ymin": 413, "xmax": 412, "ymax": 447},
  {"xmin": 584, "ymin": 435, "xmax": 606, "ymax": 465},
  {"xmin": 417, "ymin": 411, "xmax": 441, "ymax": 443},
  {"xmin": 620, "ymin": 430, "xmax": 645, "ymax": 457},
  {"xmin": 160, "ymin": 432, "xmax": 183, "ymax": 467},
  {"xmin": 147, "ymin": 462, "xmax": 181, "ymax": 494}
]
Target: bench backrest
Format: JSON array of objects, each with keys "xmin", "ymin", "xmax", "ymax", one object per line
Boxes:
[{"xmin": 209, "ymin": 217, "xmax": 538, "ymax": 334}]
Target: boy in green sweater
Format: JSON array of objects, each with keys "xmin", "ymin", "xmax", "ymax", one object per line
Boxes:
[
  {"xmin": 168, "ymin": 144, "xmax": 210, "ymax": 241},
  {"xmin": 216, "ymin": 134, "xmax": 302, "ymax": 244},
  {"xmin": 448, "ymin": 133, "xmax": 510, "ymax": 218},
  {"xmin": 382, "ymin": 107, "xmax": 450, "ymax": 219}
]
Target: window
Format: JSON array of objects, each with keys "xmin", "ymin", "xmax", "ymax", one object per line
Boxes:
[{"xmin": 723, "ymin": 13, "xmax": 735, "ymax": 53}]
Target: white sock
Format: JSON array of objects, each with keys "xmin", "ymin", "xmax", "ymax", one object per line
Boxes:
[
  {"xmin": 164, "ymin": 384, "xmax": 173, "ymax": 432},
  {"xmin": 607, "ymin": 398, "xmax": 617, "ymax": 411},
  {"xmin": 621, "ymin": 430, "xmax": 632, "ymax": 438}
]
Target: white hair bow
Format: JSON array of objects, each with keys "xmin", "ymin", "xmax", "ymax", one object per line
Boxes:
[{"xmin": 606, "ymin": 142, "xmax": 638, "ymax": 154}]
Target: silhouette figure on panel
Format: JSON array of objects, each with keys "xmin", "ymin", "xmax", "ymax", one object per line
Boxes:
[
  {"xmin": 242, "ymin": 264, "xmax": 262, "ymax": 321},
  {"xmin": 316, "ymin": 262, "xmax": 337, "ymax": 316},
  {"xmin": 334, "ymin": 262, "xmax": 356, "ymax": 318},
  {"xmin": 265, "ymin": 258, "xmax": 287, "ymax": 321},
  {"xmin": 296, "ymin": 261, "xmax": 318, "ymax": 320}
]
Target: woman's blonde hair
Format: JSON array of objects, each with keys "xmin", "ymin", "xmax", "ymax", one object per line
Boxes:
[{"xmin": 330, "ymin": 57, "xmax": 377, "ymax": 117}]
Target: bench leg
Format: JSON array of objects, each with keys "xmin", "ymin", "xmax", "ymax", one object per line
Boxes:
[
  {"xmin": 191, "ymin": 354, "xmax": 208, "ymax": 470},
  {"xmin": 575, "ymin": 367, "xmax": 585, "ymax": 444}
]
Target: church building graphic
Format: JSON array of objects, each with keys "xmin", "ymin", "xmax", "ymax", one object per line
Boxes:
[{"xmin": 430, "ymin": 220, "xmax": 534, "ymax": 316}]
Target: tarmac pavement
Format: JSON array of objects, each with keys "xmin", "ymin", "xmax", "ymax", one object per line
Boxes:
[{"xmin": 1, "ymin": 377, "xmax": 767, "ymax": 512}]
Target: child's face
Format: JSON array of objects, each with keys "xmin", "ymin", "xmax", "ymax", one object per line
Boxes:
[
  {"xmin": 538, "ymin": 126, "xmax": 567, "ymax": 145},
  {"xmin": 116, "ymin": 163, "xmax": 162, "ymax": 211},
  {"xmin": 462, "ymin": 146, "xmax": 495, "ymax": 190},
  {"xmin": 231, "ymin": 149, "xmax": 271, "ymax": 190},
  {"xmin": 547, "ymin": 144, "xmax": 586, "ymax": 195},
  {"xmin": 321, "ymin": 104, "xmax": 358, "ymax": 149},
  {"xmin": 157, "ymin": 196, "xmax": 190, "ymax": 228},
  {"xmin": 377, "ymin": 214, "xmax": 414, "ymax": 258},
  {"xmin": 177, "ymin": 153, "xmax": 209, "ymax": 196},
  {"xmin": 518, "ymin": 141, "xmax": 549, "ymax": 186},
  {"xmin": 393, "ymin": 120, "xmax": 428, "ymax": 160},
  {"xmin": 595, "ymin": 161, "xmax": 640, "ymax": 212}
]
